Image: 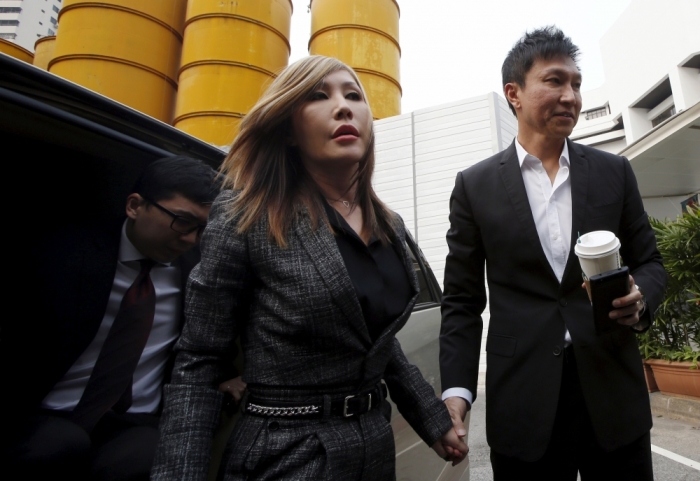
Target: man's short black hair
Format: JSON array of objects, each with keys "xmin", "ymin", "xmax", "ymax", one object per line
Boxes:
[
  {"xmin": 133, "ymin": 156, "xmax": 220, "ymax": 204},
  {"xmin": 502, "ymin": 26, "xmax": 580, "ymax": 116}
]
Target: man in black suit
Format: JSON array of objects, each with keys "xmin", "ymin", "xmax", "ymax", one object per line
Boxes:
[
  {"xmin": 3, "ymin": 156, "xmax": 219, "ymax": 480},
  {"xmin": 439, "ymin": 27, "xmax": 666, "ymax": 479}
]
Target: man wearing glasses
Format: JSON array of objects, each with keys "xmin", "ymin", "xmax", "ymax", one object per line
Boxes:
[{"xmin": 4, "ymin": 156, "xmax": 220, "ymax": 480}]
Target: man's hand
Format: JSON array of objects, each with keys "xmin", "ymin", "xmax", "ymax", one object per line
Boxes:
[
  {"xmin": 219, "ymin": 376, "xmax": 247, "ymax": 403},
  {"xmin": 445, "ymin": 396, "xmax": 469, "ymax": 438},
  {"xmin": 580, "ymin": 275, "xmax": 645, "ymax": 328},
  {"xmin": 609, "ymin": 276, "xmax": 644, "ymax": 326}
]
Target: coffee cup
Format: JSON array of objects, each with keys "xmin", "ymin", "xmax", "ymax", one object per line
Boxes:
[{"xmin": 574, "ymin": 230, "xmax": 621, "ymax": 300}]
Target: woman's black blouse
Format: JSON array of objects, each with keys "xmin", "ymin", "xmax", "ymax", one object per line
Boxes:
[{"xmin": 323, "ymin": 202, "xmax": 414, "ymax": 341}]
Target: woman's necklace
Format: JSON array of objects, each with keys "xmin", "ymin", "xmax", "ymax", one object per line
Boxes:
[{"xmin": 325, "ymin": 197, "xmax": 355, "ymax": 209}]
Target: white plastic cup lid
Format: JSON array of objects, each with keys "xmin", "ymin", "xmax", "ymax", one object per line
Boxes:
[{"xmin": 574, "ymin": 230, "xmax": 620, "ymax": 258}]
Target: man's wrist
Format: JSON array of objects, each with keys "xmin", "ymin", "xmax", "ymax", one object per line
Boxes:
[{"xmin": 442, "ymin": 387, "xmax": 473, "ymax": 408}]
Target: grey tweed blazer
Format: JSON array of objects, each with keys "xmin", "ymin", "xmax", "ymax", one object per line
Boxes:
[{"xmin": 152, "ymin": 190, "xmax": 452, "ymax": 480}]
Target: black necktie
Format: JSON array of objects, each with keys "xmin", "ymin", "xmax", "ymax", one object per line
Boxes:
[{"xmin": 71, "ymin": 259, "xmax": 156, "ymax": 432}]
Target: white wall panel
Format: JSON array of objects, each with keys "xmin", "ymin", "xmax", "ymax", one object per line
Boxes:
[
  {"xmin": 374, "ymin": 93, "xmax": 517, "ymax": 291},
  {"xmin": 373, "ymin": 113, "xmax": 415, "ymax": 236}
]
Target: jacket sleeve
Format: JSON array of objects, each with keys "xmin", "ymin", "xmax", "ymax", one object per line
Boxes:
[
  {"xmin": 439, "ymin": 170, "xmax": 487, "ymax": 400},
  {"xmin": 618, "ymin": 157, "xmax": 667, "ymax": 328},
  {"xmin": 383, "ymin": 338, "xmax": 453, "ymax": 446},
  {"xmin": 152, "ymin": 190, "xmax": 250, "ymax": 481}
]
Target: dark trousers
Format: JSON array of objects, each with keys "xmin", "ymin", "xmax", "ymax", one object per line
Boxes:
[
  {"xmin": 490, "ymin": 347, "xmax": 653, "ymax": 481},
  {"xmin": 4, "ymin": 410, "xmax": 160, "ymax": 481}
]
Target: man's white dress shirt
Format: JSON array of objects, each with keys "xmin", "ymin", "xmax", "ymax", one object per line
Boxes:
[
  {"xmin": 42, "ymin": 222, "xmax": 182, "ymax": 413},
  {"xmin": 443, "ymin": 139, "xmax": 573, "ymax": 406}
]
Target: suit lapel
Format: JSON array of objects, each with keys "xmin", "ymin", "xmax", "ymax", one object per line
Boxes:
[
  {"xmin": 498, "ymin": 142, "xmax": 558, "ymax": 281},
  {"xmin": 562, "ymin": 140, "xmax": 590, "ymax": 288},
  {"xmin": 294, "ymin": 207, "xmax": 373, "ymax": 347}
]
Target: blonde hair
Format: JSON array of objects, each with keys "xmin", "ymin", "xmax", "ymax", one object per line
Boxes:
[{"xmin": 220, "ymin": 55, "xmax": 396, "ymax": 247}]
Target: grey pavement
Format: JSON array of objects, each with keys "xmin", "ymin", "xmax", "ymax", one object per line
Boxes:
[{"xmin": 464, "ymin": 389, "xmax": 700, "ymax": 481}]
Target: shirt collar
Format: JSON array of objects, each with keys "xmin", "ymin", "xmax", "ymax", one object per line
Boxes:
[
  {"xmin": 118, "ymin": 220, "xmax": 171, "ymax": 266},
  {"xmin": 515, "ymin": 138, "xmax": 570, "ymax": 170},
  {"xmin": 322, "ymin": 199, "xmax": 378, "ymax": 246}
]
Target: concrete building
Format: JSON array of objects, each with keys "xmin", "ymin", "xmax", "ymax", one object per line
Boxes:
[
  {"xmin": 0, "ymin": 0, "xmax": 61, "ymax": 51},
  {"xmin": 571, "ymin": 0, "xmax": 700, "ymax": 220}
]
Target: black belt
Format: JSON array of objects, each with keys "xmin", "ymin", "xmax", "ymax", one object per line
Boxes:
[{"xmin": 244, "ymin": 384, "xmax": 387, "ymax": 419}]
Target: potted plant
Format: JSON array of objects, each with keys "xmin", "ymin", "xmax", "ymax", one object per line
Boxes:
[{"xmin": 637, "ymin": 206, "xmax": 699, "ymax": 398}]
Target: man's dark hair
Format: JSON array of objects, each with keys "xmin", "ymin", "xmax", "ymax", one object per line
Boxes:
[
  {"xmin": 133, "ymin": 156, "xmax": 220, "ymax": 204},
  {"xmin": 502, "ymin": 26, "xmax": 580, "ymax": 116}
]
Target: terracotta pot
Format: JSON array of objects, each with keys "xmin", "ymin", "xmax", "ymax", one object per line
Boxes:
[
  {"xmin": 642, "ymin": 360, "xmax": 659, "ymax": 393},
  {"xmin": 645, "ymin": 359, "xmax": 700, "ymax": 399}
]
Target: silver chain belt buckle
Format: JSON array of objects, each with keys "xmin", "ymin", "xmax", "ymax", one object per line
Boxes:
[
  {"xmin": 343, "ymin": 392, "xmax": 372, "ymax": 418},
  {"xmin": 246, "ymin": 402, "xmax": 321, "ymax": 417}
]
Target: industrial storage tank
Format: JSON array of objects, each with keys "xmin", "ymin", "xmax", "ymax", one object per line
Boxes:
[
  {"xmin": 0, "ymin": 39, "xmax": 34, "ymax": 64},
  {"xmin": 33, "ymin": 36, "xmax": 56, "ymax": 71},
  {"xmin": 309, "ymin": 0, "xmax": 401, "ymax": 119},
  {"xmin": 49, "ymin": 0, "xmax": 187, "ymax": 123},
  {"xmin": 174, "ymin": 0, "xmax": 293, "ymax": 146}
]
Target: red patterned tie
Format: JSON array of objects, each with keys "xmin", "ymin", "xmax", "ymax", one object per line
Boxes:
[{"xmin": 71, "ymin": 259, "xmax": 156, "ymax": 432}]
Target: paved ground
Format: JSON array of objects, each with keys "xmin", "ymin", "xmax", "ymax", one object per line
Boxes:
[{"xmin": 465, "ymin": 389, "xmax": 700, "ymax": 481}]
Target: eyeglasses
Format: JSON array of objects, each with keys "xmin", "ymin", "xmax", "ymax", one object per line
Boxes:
[{"xmin": 143, "ymin": 197, "xmax": 207, "ymax": 237}]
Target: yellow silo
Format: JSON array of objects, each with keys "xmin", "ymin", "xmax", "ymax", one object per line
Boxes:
[
  {"xmin": 0, "ymin": 39, "xmax": 34, "ymax": 64},
  {"xmin": 309, "ymin": 0, "xmax": 401, "ymax": 119},
  {"xmin": 49, "ymin": 0, "xmax": 187, "ymax": 123},
  {"xmin": 174, "ymin": 0, "xmax": 293, "ymax": 146},
  {"xmin": 33, "ymin": 36, "xmax": 56, "ymax": 71}
]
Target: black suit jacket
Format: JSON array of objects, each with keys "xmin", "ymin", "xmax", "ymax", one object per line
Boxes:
[
  {"xmin": 439, "ymin": 140, "xmax": 666, "ymax": 461},
  {"xmin": 3, "ymin": 218, "xmax": 199, "ymax": 433}
]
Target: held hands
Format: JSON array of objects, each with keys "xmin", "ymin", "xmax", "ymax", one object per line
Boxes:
[{"xmin": 431, "ymin": 397, "xmax": 470, "ymax": 466}]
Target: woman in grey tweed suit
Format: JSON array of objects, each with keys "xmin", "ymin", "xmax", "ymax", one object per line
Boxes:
[{"xmin": 152, "ymin": 56, "xmax": 467, "ymax": 480}]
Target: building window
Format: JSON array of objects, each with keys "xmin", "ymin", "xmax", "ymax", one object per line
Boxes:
[
  {"xmin": 0, "ymin": 33, "xmax": 17, "ymax": 40},
  {"xmin": 0, "ymin": 20, "xmax": 20, "ymax": 26},
  {"xmin": 0, "ymin": 7, "xmax": 22, "ymax": 13},
  {"xmin": 50, "ymin": 16, "xmax": 57, "ymax": 25},
  {"xmin": 651, "ymin": 105, "xmax": 676, "ymax": 127},
  {"xmin": 48, "ymin": 28, "xmax": 54, "ymax": 35},
  {"xmin": 584, "ymin": 105, "xmax": 609, "ymax": 120},
  {"xmin": 52, "ymin": 5, "xmax": 58, "ymax": 12}
]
